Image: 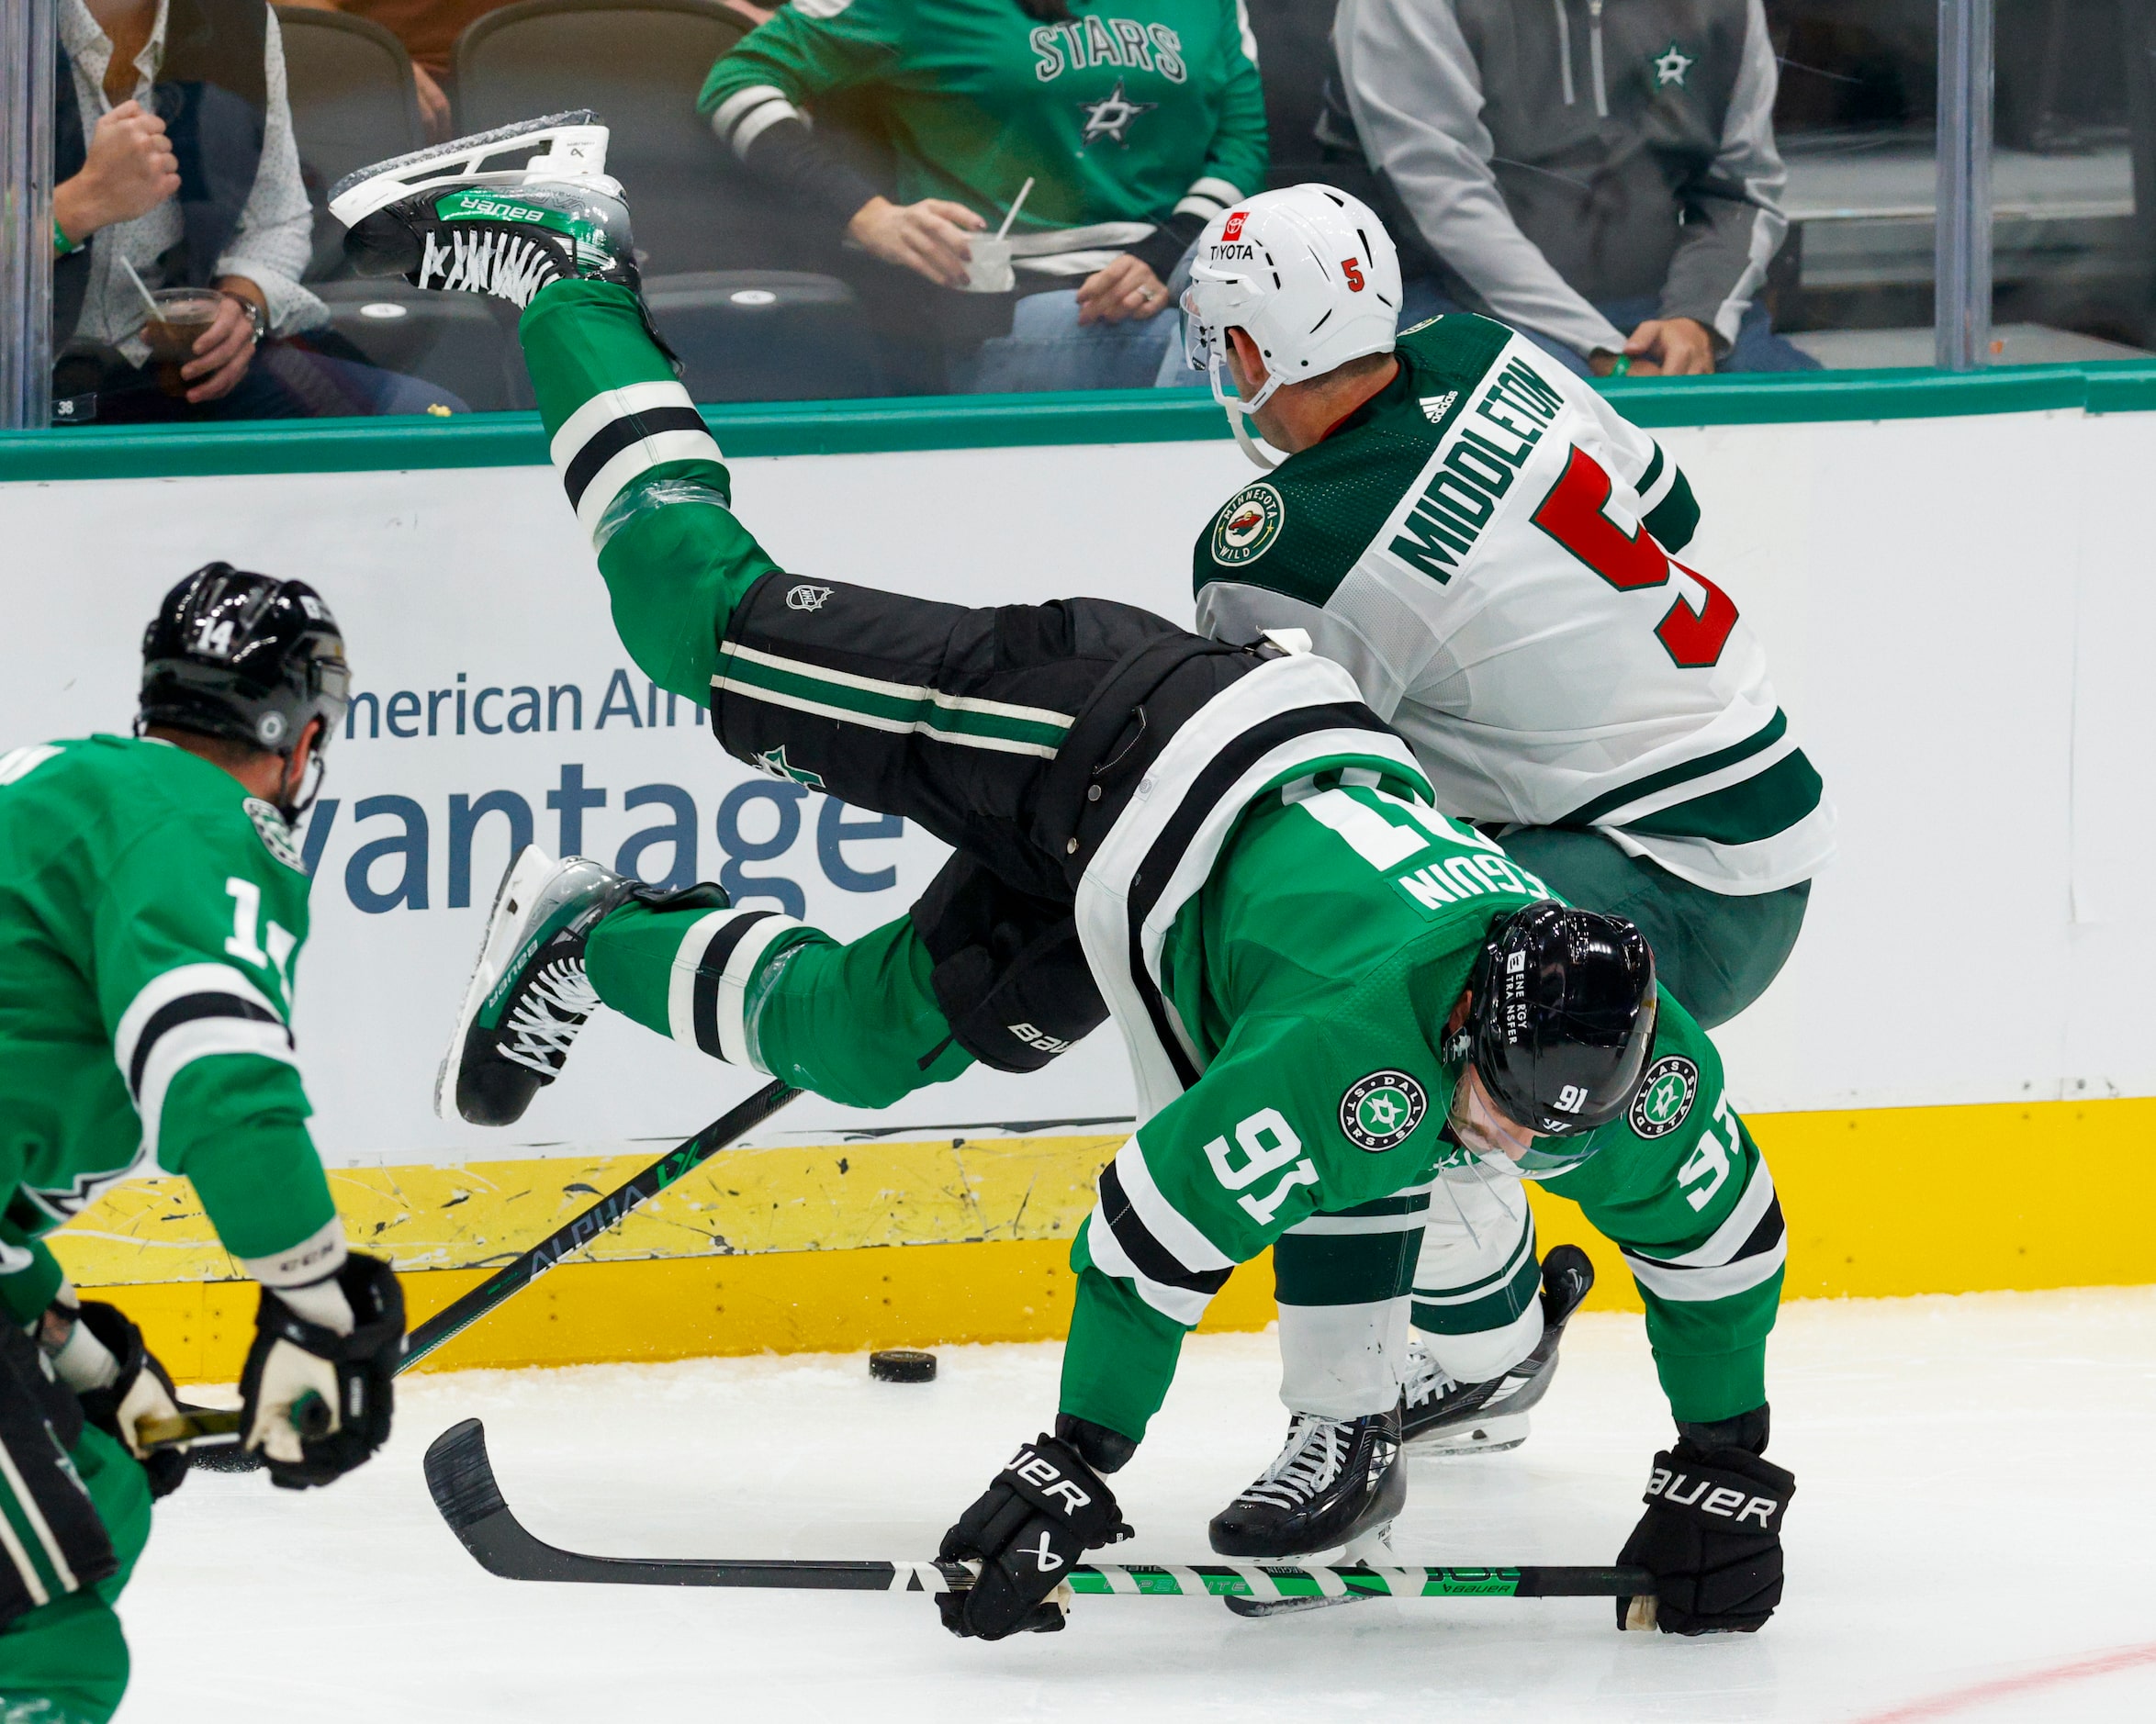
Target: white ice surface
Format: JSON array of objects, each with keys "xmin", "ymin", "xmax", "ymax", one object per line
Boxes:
[{"xmin": 119, "ymin": 1288, "xmax": 2156, "ymax": 1724}]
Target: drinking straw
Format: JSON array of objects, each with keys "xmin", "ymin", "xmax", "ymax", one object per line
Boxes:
[
  {"xmin": 995, "ymin": 177, "xmax": 1035, "ymax": 241},
  {"xmin": 117, "ymin": 254, "xmax": 163, "ymax": 325}
]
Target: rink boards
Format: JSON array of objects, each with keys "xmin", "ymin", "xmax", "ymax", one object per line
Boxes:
[{"xmin": 3, "ymin": 375, "xmax": 2152, "ymax": 1375}]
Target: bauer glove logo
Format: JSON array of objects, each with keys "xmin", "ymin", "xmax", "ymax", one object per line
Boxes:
[{"xmin": 1027, "ymin": 1529, "xmax": 1064, "ymax": 1573}]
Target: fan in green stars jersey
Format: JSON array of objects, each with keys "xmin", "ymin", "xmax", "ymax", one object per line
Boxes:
[{"xmin": 0, "ymin": 565, "xmax": 404, "ymax": 1724}]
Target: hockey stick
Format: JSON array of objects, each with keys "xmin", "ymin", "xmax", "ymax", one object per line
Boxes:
[
  {"xmin": 142, "ymin": 1080, "xmax": 802, "ymax": 1459},
  {"xmin": 400, "ymin": 1078, "xmax": 801, "ymax": 1370},
  {"xmin": 424, "ymin": 1418, "xmax": 1656, "ymax": 1607}
]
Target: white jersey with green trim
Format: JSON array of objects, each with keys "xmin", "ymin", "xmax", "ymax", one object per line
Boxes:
[{"xmin": 1193, "ymin": 315, "xmax": 1836, "ymax": 895}]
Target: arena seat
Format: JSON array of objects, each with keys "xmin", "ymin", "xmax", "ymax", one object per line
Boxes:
[
  {"xmin": 309, "ymin": 280, "xmax": 523, "ymax": 413},
  {"xmin": 454, "ymin": 0, "xmax": 822, "ymax": 277},
  {"xmin": 275, "ymin": 6, "xmax": 426, "ymax": 281},
  {"xmin": 643, "ymin": 272, "xmax": 888, "ymax": 403}
]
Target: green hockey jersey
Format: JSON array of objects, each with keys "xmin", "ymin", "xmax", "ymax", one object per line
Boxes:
[
  {"xmin": 0, "ymin": 737, "xmax": 339, "ymax": 1322},
  {"xmin": 700, "ymin": 0, "xmax": 1266, "ymax": 266},
  {"xmin": 1192, "ymin": 313, "xmax": 1835, "ymax": 897},
  {"xmin": 1060, "ymin": 763, "xmax": 1782, "ymax": 1438}
]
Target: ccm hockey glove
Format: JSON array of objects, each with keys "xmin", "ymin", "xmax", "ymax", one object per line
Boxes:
[
  {"xmin": 43, "ymin": 1293, "xmax": 188, "ymax": 1499},
  {"xmin": 240, "ymin": 1252, "xmax": 405, "ymax": 1489},
  {"xmin": 1617, "ymin": 1407, "xmax": 1793, "ymax": 1635},
  {"xmin": 939, "ymin": 1428, "xmax": 1132, "ymax": 1640}
]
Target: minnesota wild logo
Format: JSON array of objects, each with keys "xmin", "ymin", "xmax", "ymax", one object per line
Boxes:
[
  {"xmin": 1339, "ymin": 1069, "xmax": 1429, "ymax": 1152},
  {"xmin": 1211, "ymin": 482, "xmax": 1284, "ymax": 567},
  {"xmin": 1628, "ymin": 1055, "xmax": 1699, "ymax": 1138}
]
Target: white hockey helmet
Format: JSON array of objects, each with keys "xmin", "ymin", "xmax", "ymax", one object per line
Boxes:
[{"xmin": 1181, "ymin": 184, "xmax": 1402, "ymax": 458}]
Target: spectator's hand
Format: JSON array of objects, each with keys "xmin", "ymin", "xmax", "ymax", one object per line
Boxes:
[
  {"xmin": 411, "ymin": 64, "xmax": 454, "ymax": 143},
  {"xmin": 52, "ymin": 101, "xmax": 179, "ymax": 244},
  {"xmin": 182, "ymin": 280, "xmax": 264, "ymax": 404},
  {"xmin": 1075, "ymin": 255, "xmax": 1170, "ymax": 326},
  {"xmin": 848, "ymin": 196, "xmax": 984, "ymax": 288},
  {"xmin": 1623, "ymin": 317, "xmax": 1717, "ymax": 376}
]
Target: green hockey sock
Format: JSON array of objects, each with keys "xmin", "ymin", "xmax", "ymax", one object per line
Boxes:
[
  {"xmin": 519, "ymin": 280, "xmax": 781, "ymax": 701},
  {"xmin": 586, "ymin": 903, "xmax": 971, "ymax": 1110}
]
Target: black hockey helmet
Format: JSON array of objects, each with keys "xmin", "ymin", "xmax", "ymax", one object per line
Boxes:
[
  {"xmin": 139, "ymin": 564, "xmax": 350, "ymax": 758},
  {"xmin": 1456, "ymin": 901, "xmax": 1657, "ymax": 1148}
]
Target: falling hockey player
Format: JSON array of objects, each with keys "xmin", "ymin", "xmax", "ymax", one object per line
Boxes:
[
  {"xmin": 0, "ymin": 567, "xmax": 406, "ymax": 1723},
  {"xmin": 333, "ymin": 115, "xmax": 1792, "ymax": 1644},
  {"xmin": 1162, "ymin": 185, "xmax": 1831, "ymax": 1493}
]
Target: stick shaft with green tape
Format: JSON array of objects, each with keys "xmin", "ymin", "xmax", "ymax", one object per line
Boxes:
[{"xmin": 427, "ymin": 1416, "xmax": 1654, "ymax": 1603}]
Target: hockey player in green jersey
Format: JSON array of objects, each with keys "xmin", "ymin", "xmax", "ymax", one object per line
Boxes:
[
  {"xmin": 0, "ymin": 567, "xmax": 405, "ymax": 1723},
  {"xmin": 1169, "ymin": 185, "xmax": 1829, "ymax": 1471},
  {"xmin": 335, "ymin": 117, "xmax": 1791, "ymax": 1643}
]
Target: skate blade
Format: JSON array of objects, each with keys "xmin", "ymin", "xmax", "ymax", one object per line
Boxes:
[
  {"xmin": 328, "ymin": 112, "xmax": 609, "ymax": 226},
  {"xmin": 1220, "ymin": 1528, "xmax": 1394, "ymax": 1620},
  {"xmin": 1403, "ymin": 1412, "xmax": 1529, "ymax": 1457},
  {"xmin": 1224, "ymin": 1590, "xmax": 1379, "ymax": 1620}
]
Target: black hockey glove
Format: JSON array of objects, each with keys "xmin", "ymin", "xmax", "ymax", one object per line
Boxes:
[
  {"xmin": 1616, "ymin": 1407, "xmax": 1792, "ymax": 1635},
  {"xmin": 240, "ymin": 1252, "xmax": 405, "ymax": 1490},
  {"xmin": 47, "ymin": 1298, "xmax": 188, "ymax": 1499},
  {"xmin": 938, "ymin": 1429, "xmax": 1132, "ymax": 1640}
]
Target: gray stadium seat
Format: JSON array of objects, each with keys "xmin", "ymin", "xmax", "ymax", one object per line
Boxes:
[
  {"xmin": 643, "ymin": 272, "xmax": 887, "ymax": 402},
  {"xmin": 275, "ymin": 6, "xmax": 426, "ymax": 280},
  {"xmin": 310, "ymin": 280, "xmax": 522, "ymax": 413},
  {"xmin": 455, "ymin": 0, "xmax": 774, "ymax": 275}
]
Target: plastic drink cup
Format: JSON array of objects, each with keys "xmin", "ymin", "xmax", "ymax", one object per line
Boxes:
[
  {"xmin": 138, "ymin": 287, "xmax": 233, "ymax": 395},
  {"xmin": 962, "ymin": 237, "xmax": 1015, "ymax": 294}
]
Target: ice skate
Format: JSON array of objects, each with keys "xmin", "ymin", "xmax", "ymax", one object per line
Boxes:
[
  {"xmin": 1401, "ymin": 1243, "xmax": 1596, "ymax": 1456},
  {"xmin": 436, "ymin": 846, "xmax": 643, "ymax": 1125},
  {"xmin": 1209, "ymin": 1407, "xmax": 1404, "ymax": 1561},
  {"xmin": 328, "ymin": 112, "xmax": 640, "ymax": 307}
]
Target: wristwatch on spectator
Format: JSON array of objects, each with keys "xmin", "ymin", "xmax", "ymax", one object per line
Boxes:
[{"xmin": 238, "ymin": 297, "xmax": 267, "ymax": 344}]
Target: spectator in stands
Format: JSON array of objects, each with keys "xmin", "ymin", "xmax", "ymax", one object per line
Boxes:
[
  {"xmin": 53, "ymin": 0, "xmax": 462, "ymax": 420},
  {"xmin": 1327, "ymin": 0, "xmax": 1816, "ymax": 376},
  {"xmin": 702, "ymin": 0, "xmax": 1267, "ymax": 394}
]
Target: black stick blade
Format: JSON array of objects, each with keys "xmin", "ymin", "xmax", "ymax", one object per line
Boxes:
[
  {"xmin": 424, "ymin": 1418, "xmax": 508, "ymax": 1536},
  {"xmin": 421, "ymin": 1419, "xmax": 913, "ymax": 1590}
]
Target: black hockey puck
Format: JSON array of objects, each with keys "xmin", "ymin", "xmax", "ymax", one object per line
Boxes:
[{"xmin": 870, "ymin": 1349, "xmax": 938, "ymax": 1383}]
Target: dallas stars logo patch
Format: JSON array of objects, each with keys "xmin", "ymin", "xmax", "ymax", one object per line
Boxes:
[
  {"xmin": 244, "ymin": 797, "xmax": 309, "ymax": 874},
  {"xmin": 1211, "ymin": 482, "xmax": 1284, "ymax": 566},
  {"xmin": 752, "ymin": 744, "xmax": 825, "ymax": 789},
  {"xmin": 1339, "ymin": 1069, "xmax": 1429, "ymax": 1152},
  {"xmin": 1652, "ymin": 41, "xmax": 1696, "ymax": 88},
  {"xmin": 1629, "ymin": 1055, "xmax": 1699, "ymax": 1138},
  {"xmin": 1078, "ymin": 80, "xmax": 1156, "ymax": 148}
]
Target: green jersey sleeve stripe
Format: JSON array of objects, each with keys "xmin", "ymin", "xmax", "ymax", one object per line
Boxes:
[
  {"xmin": 1635, "ymin": 441, "xmax": 1668, "ymax": 507},
  {"xmin": 1623, "ymin": 1194, "xmax": 1786, "ymax": 1304},
  {"xmin": 1561, "ymin": 707, "xmax": 1787, "ymax": 827},
  {"xmin": 1626, "ymin": 748, "xmax": 1825, "ymax": 846}
]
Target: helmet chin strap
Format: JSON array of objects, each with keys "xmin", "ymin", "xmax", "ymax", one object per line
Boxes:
[
  {"xmin": 1207, "ymin": 350, "xmax": 1283, "ymax": 472},
  {"xmin": 1230, "ymin": 413, "xmax": 1280, "ymax": 472}
]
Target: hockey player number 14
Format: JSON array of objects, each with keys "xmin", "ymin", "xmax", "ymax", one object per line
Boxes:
[{"xmin": 1530, "ymin": 446, "xmax": 1739, "ymax": 669}]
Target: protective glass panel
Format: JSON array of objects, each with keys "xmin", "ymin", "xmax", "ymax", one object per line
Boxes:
[
  {"xmin": 1768, "ymin": 1, "xmax": 1947, "ymax": 370},
  {"xmin": 1984, "ymin": 0, "xmax": 2150, "ymax": 364}
]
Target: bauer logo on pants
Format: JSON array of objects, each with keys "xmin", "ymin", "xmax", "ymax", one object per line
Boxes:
[
  {"xmin": 1339, "ymin": 1069, "xmax": 1428, "ymax": 1151},
  {"xmin": 1629, "ymin": 1056, "xmax": 1700, "ymax": 1138},
  {"xmin": 1211, "ymin": 483, "xmax": 1285, "ymax": 567}
]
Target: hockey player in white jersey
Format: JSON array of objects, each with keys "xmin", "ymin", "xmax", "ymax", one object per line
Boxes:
[{"xmin": 1175, "ymin": 186, "xmax": 1831, "ymax": 1527}]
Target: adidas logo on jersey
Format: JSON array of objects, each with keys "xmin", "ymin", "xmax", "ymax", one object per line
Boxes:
[{"xmin": 1420, "ymin": 392, "xmax": 1458, "ymax": 423}]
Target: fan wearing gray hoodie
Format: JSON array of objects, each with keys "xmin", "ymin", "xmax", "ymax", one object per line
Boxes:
[{"xmin": 1324, "ymin": 0, "xmax": 1817, "ymax": 377}]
